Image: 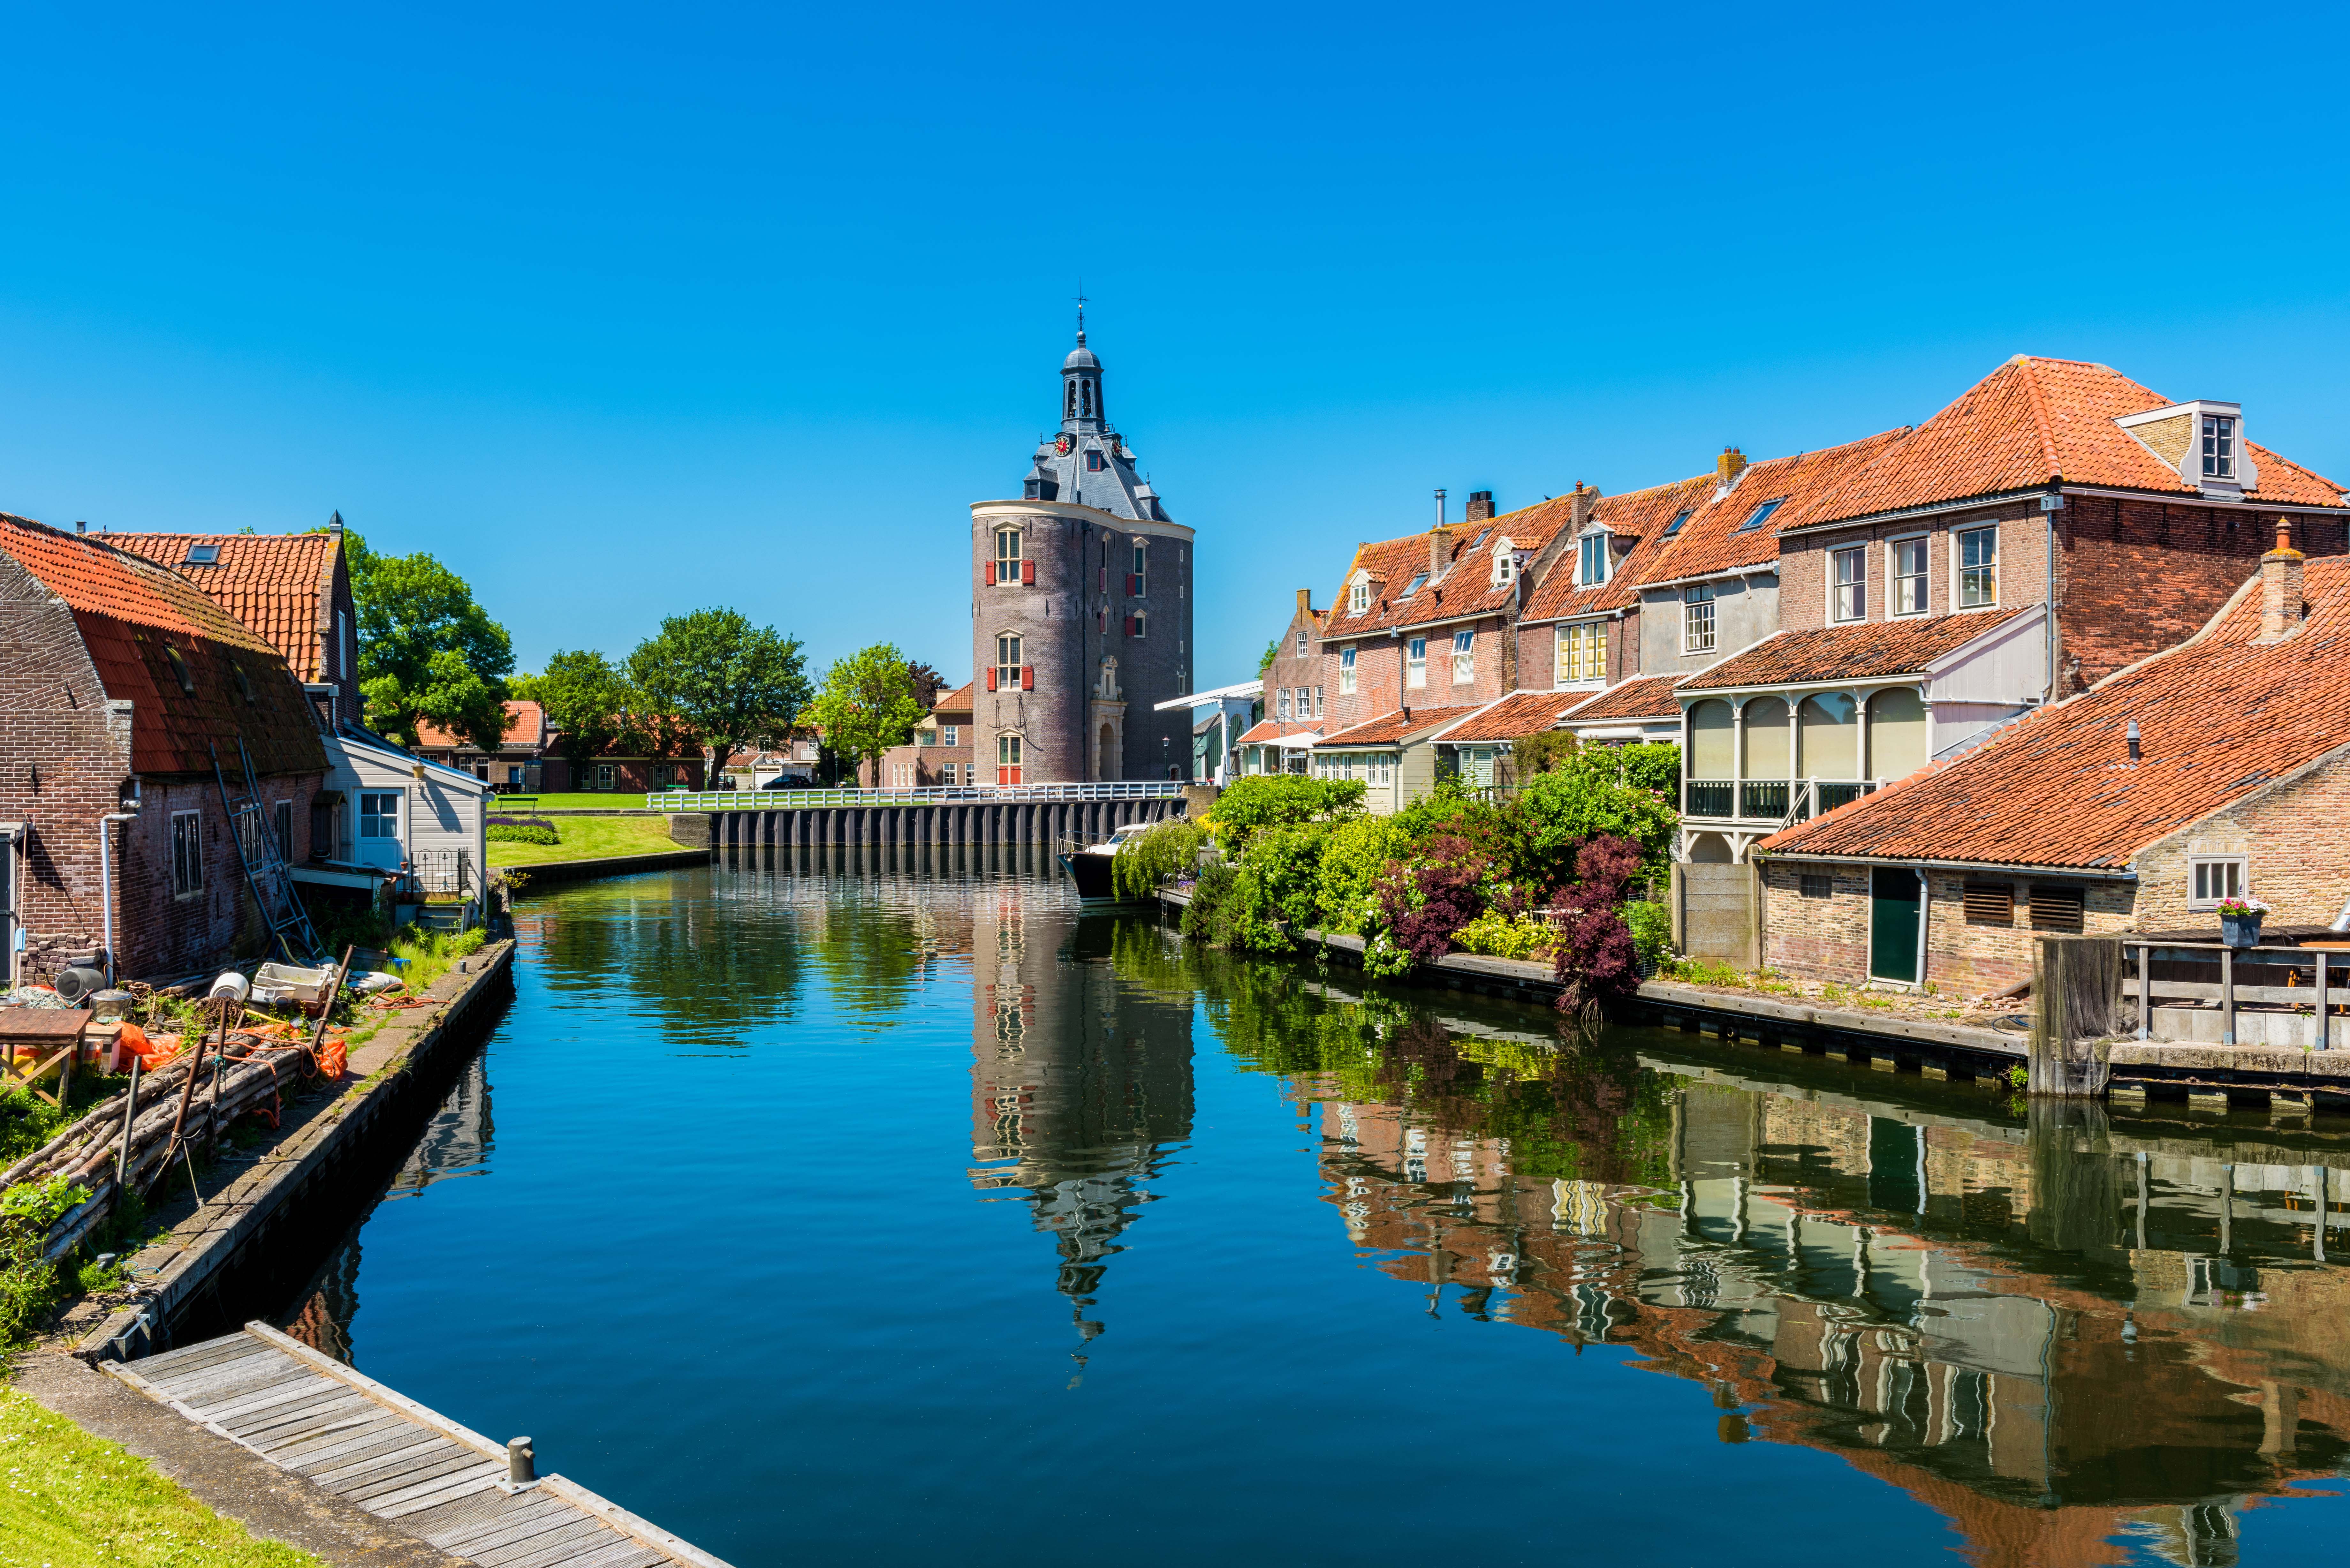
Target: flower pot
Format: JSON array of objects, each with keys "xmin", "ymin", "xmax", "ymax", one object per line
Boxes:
[{"xmin": 2221, "ymin": 912, "xmax": 2264, "ymax": 949}]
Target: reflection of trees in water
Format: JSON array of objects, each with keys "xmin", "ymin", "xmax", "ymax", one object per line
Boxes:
[{"xmin": 525, "ymin": 877, "xmax": 809, "ymax": 1038}]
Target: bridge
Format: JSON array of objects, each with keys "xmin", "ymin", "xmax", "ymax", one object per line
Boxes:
[{"xmin": 651, "ymin": 779, "xmax": 1193, "ymax": 853}]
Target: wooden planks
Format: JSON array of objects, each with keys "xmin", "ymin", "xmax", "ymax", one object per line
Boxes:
[{"xmin": 107, "ymin": 1323, "xmax": 730, "ymax": 1568}]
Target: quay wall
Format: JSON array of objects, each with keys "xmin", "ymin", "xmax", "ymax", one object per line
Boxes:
[{"xmin": 686, "ymin": 795, "xmax": 1180, "ymax": 854}]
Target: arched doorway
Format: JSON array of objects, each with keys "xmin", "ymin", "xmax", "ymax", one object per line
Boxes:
[{"xmin": 1099, "ymin": 723, "xmax": 1118, "ymax": 781}]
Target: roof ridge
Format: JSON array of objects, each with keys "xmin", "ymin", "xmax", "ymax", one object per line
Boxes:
[{"xmin": 2010, "ymin": 358, "xmax": 2065, "ymax": 482}]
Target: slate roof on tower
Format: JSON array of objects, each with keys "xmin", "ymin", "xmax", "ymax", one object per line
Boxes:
[
  {"xmin": 1775, "ymin": 356, "xmax": 2348, "ymax": 531},
  {"xmin": 108, "ymin": 531, "xmax": 342, "ymax": 684},
  {"xmin": 0, "ymin": 512, "xmax": 326, "ymax": 777},
  {"xmin": 1757, "ymin": 556, "xmax": 2350, "ymax": 870},
  {"xmin": 1016, "ymin": 326, "xmax": 1171, "ymax": 522}
]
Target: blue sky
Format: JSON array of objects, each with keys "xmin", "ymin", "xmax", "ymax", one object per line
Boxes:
[{"xmin": 4, "ymin": 1, "xmax": 2346, "ymax": 690}]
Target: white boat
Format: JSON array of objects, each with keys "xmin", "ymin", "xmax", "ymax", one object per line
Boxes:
[{"xmin": 1058, "ymin": 821, "xmax": 1154, "ymax": 902}]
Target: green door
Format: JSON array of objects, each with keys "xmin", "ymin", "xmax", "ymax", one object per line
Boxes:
[{"xmin": 1869, "ymin": 867, "xmax": 1921, "ymax": 984}]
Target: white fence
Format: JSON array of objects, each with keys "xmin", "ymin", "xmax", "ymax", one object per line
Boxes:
[{"xmin": 648, "ymin": 780, "xmax": 1186, "ymax": 811}]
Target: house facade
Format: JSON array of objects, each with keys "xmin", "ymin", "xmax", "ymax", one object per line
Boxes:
[
  {"xmin": 872, "ymin": 684, "xmax": 976, "ymax": 788},
  {"xmin": 971, "ymin": 323, "xmax": 1195, "ymax": 785},
  {"xmin": 1755, "ymin": 541, "xmax": 2350, "ymax": 994},
  {"xmin": 1, "ymin": 514, "xmax": 328, "ymax": 985},
  {"xmin": 414, "ymin": 700, "xmax": 549, "ymax": 791}
]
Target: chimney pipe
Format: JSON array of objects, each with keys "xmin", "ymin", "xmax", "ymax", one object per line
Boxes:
[
  {"xmin": 1433, "ymin": 488, "xmax": 1446, "ymax": 527},
  {"xmin": 1716, "ymin": 447, "xmax": 1748, "ymax": 494},
  {"xmin": 2258, "ymin": 516, "xmax": 2306, "ymax": 642},
  {"xmin": 2126, "ymin": 719, "xmax": 2141, "ymax": 762}
]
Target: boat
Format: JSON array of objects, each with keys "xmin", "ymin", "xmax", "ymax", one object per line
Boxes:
[{"xmin": 1058, "ymin": 820, "xmax": 1154, "ymax": 903}]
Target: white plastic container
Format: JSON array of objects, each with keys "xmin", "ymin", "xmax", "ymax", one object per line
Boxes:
[{"xmin": 206, "ymin": 971, "xmax": 251, "ymax": 1003}]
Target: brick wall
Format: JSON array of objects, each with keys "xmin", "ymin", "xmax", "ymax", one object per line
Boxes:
[
  {"xmin": 2134, "ymin": 746, "xmax": 2350, "ymax": 931},
  {"xmin": 1264, "ymin": 603, "xmax": 1327, "ymax": 726},
  {"xmin": 1761, "ymin": 859, "xmax": 2133, "ymax": 995},
  {"xmin": 1778, "ymin": 499, "xmax": 2048, "ymax": 634}
]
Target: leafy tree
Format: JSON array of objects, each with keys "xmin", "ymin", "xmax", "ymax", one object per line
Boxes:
[
  {"xmin": 1312, "ymin": 815, "xmax": 1413, "ymax": 933},
  {"xmin": 906, "ymin": 661, "xmax": 947, "ymax": 711},
  {"xmin": 626, "ymin": 608, "xmax": 810, "ymax": 779},
  {"xmin": 340, "ymin": 530, "xmax": 515, "ymax": 749},
  {"xmin": 1257, "ymin": 638, "xmax": 1280, "ymax": 675},
  {"xmin": 800, "ymin": 642, "xmax": 925, "ymax": 781},
  {"xmin": 511, "ymin": 650, "xmax": 645, "ymax": 771},
  {"xmin": 1502, "ymin": 729, "xmax": 1580, "ymax": 781},
  {"xmin": 1207, "ymin": 774, "xmax": 1365, "ymax": 853}
]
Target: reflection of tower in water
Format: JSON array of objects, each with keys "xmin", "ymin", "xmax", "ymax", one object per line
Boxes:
[{"xmin": 968, "ymin": 889, "xmax": 1192, "ymax": 1369}]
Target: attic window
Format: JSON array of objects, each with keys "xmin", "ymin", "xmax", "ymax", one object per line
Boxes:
[
  {"xmin": 1402, "ymin": 572, "xmax": 1428, "ymax": 598},
  {"xmin": 1733, "ymin": 499, "xmax": 1784, "ymax": 533},
  {"xmin": 1349, "ymin": 577, "xmax": 1370, "ymax": 614},
  {"xmin": 163, "ymin": 645, "xmax": 197, "ymax": 695},
  {"xmin": 1469, "ymin": 529, "xmax": 1489, "ymax": 549},
  {"xmin": 1663, "ymin": 510, "xmax": 1693, "ymax": 537},
  {"xmin": 2202, "ymin": 415, "xmax": 2236, "ymax": 480},
  {"xmin": 184, "ymin": 543, "xmax": 220, "ymax": 566},
  {"xmin": 230, "ymin": 661, "xmax": 256, "ymax": 704}
]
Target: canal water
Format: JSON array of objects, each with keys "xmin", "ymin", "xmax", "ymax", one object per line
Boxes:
[{"xmin": 283, "ymin": 860, "xmax": 2350, "ymax": 1566}]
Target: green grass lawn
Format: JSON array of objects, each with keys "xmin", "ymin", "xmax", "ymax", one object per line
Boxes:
[
  {"xmin": 0, "ymin": 1387, "xmax": 321, "ymax": 1566},
  {"xmin": 487, "ymin": 815, "xmax": 690, "ymax": 867}
]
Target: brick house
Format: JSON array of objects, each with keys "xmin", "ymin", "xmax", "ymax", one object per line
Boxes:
[
  {"xmin": 1754, "ymin": 538, "xmax": 2350, "ymax": 994},
  {"xmin": 414, "ymin": 700, "xmax": 550, "ymax": 791},
  {"xmin": 1, "ymin": 514, "xmax": 327, "ymax": 986},
  {"xmin": 871, "ymin": 684, "xmax": 976, "ymax": 788}
]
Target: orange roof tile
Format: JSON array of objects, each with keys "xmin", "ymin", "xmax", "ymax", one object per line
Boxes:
[
  {"xmin": 1679, "ymin": 609, "xmax": 2035, "ymax": 691},
  {"xmin": 1759, "ymin": 559, "xmax": 2350, "ymax": 870},
  {"xmin": 1521, "ymin": 474, "xmax": 1718, "ymax": 623},
  {"xmin": 109, "ymin": 532, "xmax": 339, "ymax": 682},
  {"xmin": 1315, "ymin": 704, "xmax": 1483, "ymax": 748},
  {"xmin": 1235, "ymin": 719, "xmax": 1320, "ymax": 747},
  {"xmin": 1778, "ymin": 357, "xmax": 2348, "ymax": 531},
  {"xmin": 1636, "ymin": 428, "xmax": 1913, "ymax": 583},
  {"xmin": 1561, "ymin": 675, "xmax": 1688, "ymax": 723},
  {"xmin": 1435, "ymin": 690, "xmax": 1585, "ymax": 743},
  {"xmin": 416, "ymin": 700, "xmax": 543, "ymax": 752},
  {"xmin": 930, "ymin": 683, "xmax": 974, "ymax": 716},
  {"xmin": 1321, "ymin": 506, "xmax": 1571, "ymax": 639},
  {"xmin": 0, "ymin": 513, "xmax": 325, "ymax": 777}
]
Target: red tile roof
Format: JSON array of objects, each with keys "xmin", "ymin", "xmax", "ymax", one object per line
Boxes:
[
  {"xmin": 1560, "ymin": 675, "xmax": 1688, "ymax": 723},
  {"xmin": 1436, "ymin": 690, "xmax": 1585, "ymax": 743},
  {"xmin": 1678, "ymin": 609, "xmax": 2036, "ymax": 691},
  {"xmin": 1321, "ymin": 506, "xmax": 1571, "ymax": 639},
  {"xmin": 417, "ymin": 700, "xmax": 543, "ymax": 752},
  {"xmin": 1779, "ymin": 357, "xmax": 2347, "ymax": 530},
  {"xmin": 108, "ymin": 532, "xmax": 339, "ymax": 683},
  {"xmin": 1235, "ymin": 719, "xmax": 1320, "ymax": 747},
  {"xmin": 1760, "ymin": 558, "xmax": 2350, "ymax": 870},
  {"xmin": 0, "ymin": 513, "xmax": 326, "ymax": 778},
  {"xmin": 1520, "ymin": 475, "xmax": 1718, "ymax": 624},
  {"xmin": 1638, "ymin": 428, "xmax": 1913, "ymax": 583},
  {"xmin": 1315, "ymin": 705, "xmax": 1482, "ymax": 748},
  {"xmin": 930, "ymin": 683, "xmax": 973, "ymax": 716}
]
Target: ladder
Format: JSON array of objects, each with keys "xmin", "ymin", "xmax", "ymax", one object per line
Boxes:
[{"xmin": 212, "ymin": 739, "xmax": 322, "ymax": 966}]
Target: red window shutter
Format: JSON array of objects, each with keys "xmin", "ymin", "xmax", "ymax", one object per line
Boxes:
[
  {"xmin": 983, "ymin": 564, "xmax": 995, "ymax": 588},
  {"xmin": 985, "ymin": 667, "xmax": 998, "ymax": 692},
  {"xmin": 1125, "ymin": 573, "xmax": 1136, "ymax": 595},
  {"xmin": 1021, "ymin": 560, "xmax": 1035, "ymax": 586},
  {"xmin": 1124, "ymin": 615, "xmax": 1135, "ymax": 637},
  {"xmin": 1020, "ymin": 665, "xmax": 1034, "ymax": 691}
]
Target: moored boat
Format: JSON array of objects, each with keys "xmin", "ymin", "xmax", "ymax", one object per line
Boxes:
[{"xmin": 1058, "ymin": 820, "xmax": 1153, "ymax": 902}]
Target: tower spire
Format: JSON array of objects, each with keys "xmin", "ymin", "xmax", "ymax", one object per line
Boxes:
[{"xmin": 1074, "ymin": 279, "xmax": 1088, "ymax": 345}]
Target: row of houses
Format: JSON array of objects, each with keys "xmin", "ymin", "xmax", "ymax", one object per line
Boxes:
[
  {"xmin": 2, "ymin": 516, "xmax": 492, "ymax": 989},
  {"xmin": 1223, "ymin": 356, "xmax": 2350, "ymax": 993}
]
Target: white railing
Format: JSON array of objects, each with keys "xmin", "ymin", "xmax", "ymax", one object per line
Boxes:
[{"xmin": 647, "ymin": 780, "xmax": 1187, "ymax": 811}]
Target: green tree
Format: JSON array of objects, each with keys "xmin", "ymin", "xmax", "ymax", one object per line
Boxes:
[
  {"xmin": 1257, "ymin": 638, "xmax": 1280, "ymax": 675},
  {"xmin": 340, "ymin": 530, "xmax": 515, "ymax": 749},
  {"xmin": 511, "ymin": 650, "xmax": 645, "ymax": 772},
  {"xmin": 1207, "ymin": 774, "xmax": 1366, "ymax": 853},
  {"xmin": 800, "ymin": 643, "xmax": 925, "ymax": 781},
  {"xmin": 626, "ymin": 608, "xmax": 810, "ymax": 778}
]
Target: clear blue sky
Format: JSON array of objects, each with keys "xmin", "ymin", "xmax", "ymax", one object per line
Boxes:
[{"xmin": 4, "ymin": 1, "xmax": 2346, "ymax": 691}]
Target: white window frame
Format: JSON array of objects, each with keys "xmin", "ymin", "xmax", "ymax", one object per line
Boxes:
[
  {"xmin": 2188, "ymin": 856, "xmax": 2248, "ymax": 910},
  {"xmin": 1405, "ymin": 637, "xmax": 1427, "ymax": 688},
  {"xmin": 943, "ymin": 724, "xmax": 958, "ymax": 746},
  {"xmin": 170, "ymin": 809, "xmax": 203, "ymax": 899},
  {"xmin": 1313, "ymin": 685, "xmax": 1323, "ymax": 717},
  {"xmin": 1295, "ymin": 628, "xmax": 1308, "ymax": 656},
  {"xmin": 1131, "ymin": 539, "xmax": 1148, "ymax": 596},
  {"xmin": 1451, "ymin": 629, "xmax": 1474, "ymax": 685},
  {"xmin": 1491, "ymin": 538, "xmax": 1518, "ymax": 587},
  {"xmin": 997, "ymin": 632, "xmax": 1024, "ymax": 688},
  {"xmin": 1889, "ymin": 533, "xmax": 1929, "ymax": 617},
  {"xmin": 994, "ymin": 528, "xmax": 1022, "ymax": 585},
  {"xmin": 1339, "ymin": 645, "xmax": 1357, "ymax": 694},
  {"xmin": 1683, "ymin": 583, "xmax": 1716, "ymax": 654},
  {"xmin": 1556, "ymin": 621, "xmax": 1606, "ymax": 686},
  {"xmin": 1277, "ymin": 688, "xmax": 1292, "ymax": 721},
  {"xmin": 1831, "ymin": 546, "xmax": 1866, "ymax": 623},
  {"xmin": 594, "ymin": 764, "xmax": 615, "ymax": 790},
  {"xmin": 1131, "ymin": 610, "xmax": 1147, "ymax": 640},
  {"xmin": 358, "ymin": 789, "xmax": 402, "ymax": 847},
  {"xmin": 1957, "ymin": 525, "xmax": 1998, "ymax": 608},
  {"xmin": 1577, "ymin": 531, "xmax": 1611, "ymax": 587},
  {"xmin": 2202, "ymin": 415, "xmax": 2236, "ymax": 480},
  {"xmin": 1348, "ymin": 576, "xmax": 1370, "ymax": 614}
]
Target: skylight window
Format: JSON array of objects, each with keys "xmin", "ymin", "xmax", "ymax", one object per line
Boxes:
[
  {"xmin": 1403, "ymin": 572, "xmax": 1428, "ymax": 597},
  {"xmin": 185, "ymin": 543, "xmax": 220, "ymax": 565},
  {"xmin": 1469, "ymin": 529, "xmax": 1489, "ymax": 549},
  {"xmin": 1662, "ymin": 510, "xmax": 1693, "ymax": 537},
  {"xmin": 1733, "ymin": 499, "xmax": 1784, "ymax": 533}
]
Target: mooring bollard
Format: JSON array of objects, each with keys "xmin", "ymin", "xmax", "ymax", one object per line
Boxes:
[{"xmin": 508, "ymin": 1436, "xmax": 536, "ymax": 1483}]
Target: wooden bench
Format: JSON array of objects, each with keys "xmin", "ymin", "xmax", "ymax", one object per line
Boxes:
[{"xmin": 0, "ymin": 1006, "xmax": 90, "ymax": 1108}]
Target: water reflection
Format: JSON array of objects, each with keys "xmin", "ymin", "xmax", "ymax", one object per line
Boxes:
[{"xmin": 1136, "ymin": 939, "xmax": 2350, "ymax": 1568}]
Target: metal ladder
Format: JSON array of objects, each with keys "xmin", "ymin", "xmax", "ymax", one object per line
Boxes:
[{"xmin": 212, "ymin": 739, "xmax": 321, "ymax": 965}]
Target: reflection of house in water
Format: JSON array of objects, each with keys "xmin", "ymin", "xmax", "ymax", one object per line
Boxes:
[
  {"xmin": 968, "ymin": 891, "xmax": 1193, "ymax": 1353},
  {"xmin": 1311, "ymin": 1053, "xmax": 2350, "ymax": 1568}
]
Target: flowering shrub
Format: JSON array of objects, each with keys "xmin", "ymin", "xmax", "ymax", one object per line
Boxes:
[
  {"xmin": 2216, "ymin": 896, "xmax": 2272, "ymax": 917},
  {"xmin": 1449, "ymin": 908, "xmax": 1560, "ymax": 961}
]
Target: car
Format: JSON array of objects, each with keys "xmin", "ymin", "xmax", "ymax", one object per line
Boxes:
[{"xmin": 760, "ymin": 774, "xmax": 818, "ymax": 790}]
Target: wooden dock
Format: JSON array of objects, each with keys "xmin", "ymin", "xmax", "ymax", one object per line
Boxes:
[{"xmin": 106, "ymin": 1321, "xmax": 731, "ymax": 1568}]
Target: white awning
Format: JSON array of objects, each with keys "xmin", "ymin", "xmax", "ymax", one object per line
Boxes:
[
  {"xmin": 1274, "ymin": 732, "xmax": 1323, "ymax": 750},
  {"xmin": 1154, "ymin": 680, "xmax": 1263, "ymax": 712}
]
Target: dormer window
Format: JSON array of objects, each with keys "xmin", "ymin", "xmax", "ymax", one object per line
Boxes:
[
  {"xmin": 1578, "ymin": 532, "xmax": 1610, "ymax": 587},
  {"xmin": 1490, "ymin": 537, "xmax": 1518, "ymax": 586},
  {"xmin": 2202, "ymin": 415, "xmax": 2236, "ymax": 479},
  {"xmin": 1348, "ymin": 575, "xmax": 1370, "ymax": 614},
  {"xmin": 1733, "ymin": 498, "xmax": 1784, "ymax": 533},
  {"xmin": 1086, "ymin": 450, "xmax": 1107, "ymax": 472}
]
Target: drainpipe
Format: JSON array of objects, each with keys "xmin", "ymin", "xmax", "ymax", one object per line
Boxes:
[
  {"xmin": 2044, "ymin": 492, "xmax": 2063, "ymax": 701},
  {"xmin": 96, "ymin": 810, "xmax": 137, "ymax": 987}
]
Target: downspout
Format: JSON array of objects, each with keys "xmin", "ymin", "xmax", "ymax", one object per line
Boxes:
[
  {"xmin": 96, "ymin": 810, "xmax": 137, "ymax": 987},
  {"xmin": 2045, "ymin": 492, "xmax": 2062, "ymax": 701}
]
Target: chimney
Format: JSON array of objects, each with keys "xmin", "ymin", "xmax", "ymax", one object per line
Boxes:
[
  {"xmin": 1466, "ymin": 490, "xmax": 1496, "ymax": 522},
  {"xmin": 2126, "ymin": 719, "xmax": 2141, "ymax": 762},
  {"xmin": 1430, "ymin": 524, "xmax": 1451, "ymax": 577},
  {"xmin": 2258, "ymin": 516, "xmax": 2306, "ymax": 642},
  {"xmin": 1717, "ymin": 447, "xmax": 1747, "ymax": 493},
  {"xmin": 74, "ymin": 520, "xmax": 86, "ymax": 535},
  {"xmin": 1568, "ymin": 482, "xmax": 1598, "ymax": 530},
  {"xmin": 1295, "ymin": 588, "xmax": 1312, "ymax": 615}
]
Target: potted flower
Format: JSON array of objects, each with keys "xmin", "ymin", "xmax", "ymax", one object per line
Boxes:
[{"xmin": 2217, "ymin": 894, "xmax": 2272, "ymax": 949}]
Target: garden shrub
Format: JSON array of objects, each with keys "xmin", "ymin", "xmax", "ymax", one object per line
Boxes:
[
  {"xmin": 486, "ymin": 817, "xmax": 560, "ymax": 846},
  {"xmin": 1312, "ymin": 815, "xmax": 1412, "ymax": 934},
  {"xmin": 0, "ymin": 1176, "xmax": 89, "ymax": 1347},
  {"xmin": 1209, "ymin": 775, "xmax": 1364, "ymax": 853},
  {"xmin": 1623, "ymin": 898, "xmax": 1674, "ymax": 973},
  {"xmin": 1548, "ymin": 835, "xmax": 1647, "ymax": 1018},
  {"xmin": 1449, "ymin": 908, "xmax": 1560, "ymax": 961},
  {"xmin": 1112, "ymin": 818, "xmax": 1208, "ymax": 899},
  {"xmin": 1369, "ymin": 834, "xmax": 1489, "ymax": 975}
]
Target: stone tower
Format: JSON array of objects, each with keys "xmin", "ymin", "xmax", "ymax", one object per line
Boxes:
[{"xmin": 970, "ymin": 319, "xmax": 1196, "ymax": 784}]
